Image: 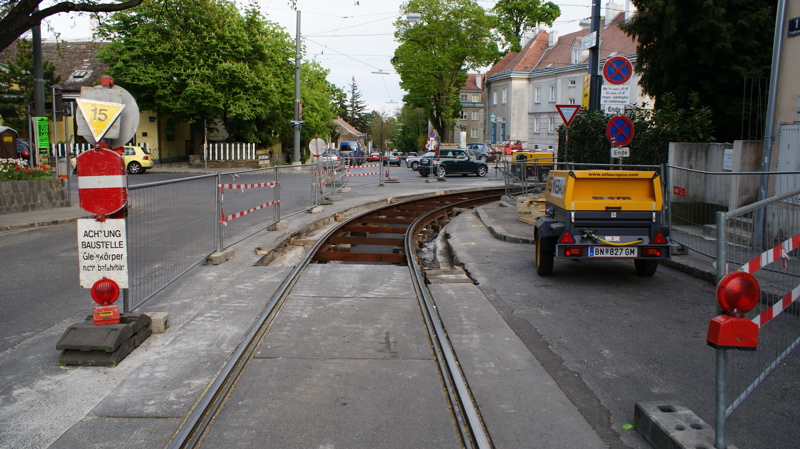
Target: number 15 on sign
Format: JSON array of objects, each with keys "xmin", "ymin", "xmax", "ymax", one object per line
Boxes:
[{"xmin": 75, "ymin": 98, "xmax": 126, "ymax": 142}]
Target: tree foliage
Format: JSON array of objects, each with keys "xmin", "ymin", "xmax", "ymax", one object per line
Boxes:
[
  {"xmin": 96, "ymin": 0, "xmax": 296, "ymax": 154},
  {"xmin": 559, "ymin": 97, "xmax": 715, "ymax": 165},
  {"xmin": 339, "ymin": 77, "xmax": 369, "ymax": 133},
  {"xmin": 0, "ymin": 38, "xmax": 60, "ymax": 136},
  {"xmin": 392, "ymin": 0, "xmax": 499, "ymax": 142},
  {"xmin": 491, "ymin": 0, "xmax": 560, "ymax": 53},
  {"xmin": 394, "ymin": 104, "xmax": 428, "ymax": 154},
  {"xmin": 620, "ymin": 0, "xmax": 775, "ymax": 142},
  {"xmin": 0, "ymin": 0, "xmax": 143, "ymax": 51},
  {"xmin": 364, "ymin": 110, "xmax": 396, "ymax": 151}
]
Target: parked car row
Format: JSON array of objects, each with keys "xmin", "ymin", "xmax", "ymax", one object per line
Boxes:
[{"xmin": 417, "ymin": 148, "xmax": 488, "ymax": 177}]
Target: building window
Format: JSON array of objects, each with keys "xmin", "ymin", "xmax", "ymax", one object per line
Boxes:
[
  {"xmin": 549, "ymin": 86, "xmax": 556, "ymax": 102},
  {"xmin": 502, "ymin": 89, "xmax": 507, "ymax": 104},
  {"xmin": 571, "ymin": 48, "xmax": 581, "ymax": 64},
  {"xmin": 568, "ymin": 98, "xmax": 576, "ymax": 105},
  {"xmin": 569, "ymin": 79, "xmax": 576, "ymax": 87},
  {"xmin": 471, "ymin": 111, "xmax": 479, "ymax": 121},
  {"xmin": 470, "ymin": 128, "xmax": 479, "ymax": 139},
  {"xmin": 471, "ymin": 94, "xmax": 480, "ymax": 102},
  {"xmin": 534, "ymin": 87, "xmax": 541, "ymax": 103},
  {"xmin": 548, "ymin": 117, "xmax": 555, "ymax": 133},
  {"xmin": 492, "ymin": 91, "xmax": 497, "ymax": 105},
  {"xmin": 533, "ymin": 117, "xmax": 540, "ymax": 134},
  {"xmin": 460, "ymin": 94, "xmax": 467, "ymax": 102},
  {"xmin": 460, "ymin": 111, "xmax": 467, "ymax": 120}
]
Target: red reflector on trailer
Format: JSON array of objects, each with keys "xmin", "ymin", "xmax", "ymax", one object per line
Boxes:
[
  {"xmin": 652, "ymin": 231, "xmax": 667, "ymax": 244},
  {"xmin": 642, "ymin": 247, "xmax": 662, "ymax": 257},
  {"xmin": 559, "ymin": 232, "xmax": 575, "ymax": 244},
  {"xmin": 565, "ymin": 246, "xmax": 584, "ymax": 257}
]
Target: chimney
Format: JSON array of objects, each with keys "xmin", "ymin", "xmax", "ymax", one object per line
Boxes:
[
  {"xmin": 605, "ymin": 1, "xmax": 624, "ymax": 24},
  {"xmin": 475, "ymin": 74, "xmax": 482, "ymax": 90},
  {"xmin": 548, "ymin": 30, "xmax": 559, "ymax": 48}
]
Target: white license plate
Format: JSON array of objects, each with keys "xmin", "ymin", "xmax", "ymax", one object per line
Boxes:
[{"xmin": 589, "ymin": 247, "xmax": 638, "ymax": 257}]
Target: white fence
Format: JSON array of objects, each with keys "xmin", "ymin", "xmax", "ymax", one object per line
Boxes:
[{"xmin": 204, "ymin": 143, "xmax": 257, "ymax": 161}]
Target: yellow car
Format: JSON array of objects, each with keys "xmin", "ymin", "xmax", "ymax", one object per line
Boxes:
[{"xmin": 72, "ymin": 145, "xmax": 154, "ymax": 174}]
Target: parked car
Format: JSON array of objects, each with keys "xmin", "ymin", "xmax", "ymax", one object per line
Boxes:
[
  {"xmin": 71, "ymin": 145, "xmax": 154, "ymax": 174},
  {"xmin": 339, "ymin": 141, "xmax": 365, "ymax": 165},
  {"xmin": 319, "ymin": 149, "xmax": 341, "ymax": 162},
  {"xmin": 500, "ymin": 139, "xmax": 523, "ymax": 155},
  {"xmin": 417, "ymin": 148, "xmax": 488, "ymax": 177},
  {"xmin": 383, "ymin": 151, "xmax": 402, "ymax": 166},
  {"xmin": 406, "ymin": 151, "xmax": 436, "ymax": 170},
  {"xmin": 401, "ymin": 152, "xmax": 416, "ymax": 161},
  {"xmin": 16, "ymin": 139, "xmax": 31, "ymax": 166},
  {"xmin": 465, "ymin": 142, "xmax": 498, "ymax": 162},
  {"xmin": 367, "ymin": 152, "xmax": 381, "ymax": 162}
]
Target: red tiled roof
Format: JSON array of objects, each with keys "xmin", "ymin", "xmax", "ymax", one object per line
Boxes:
[
  {"xmin": 0, "ymin": 39, "xmax": 108, "ymax": 91},
  {"xmin": 334, "ymin": 116, "xmax": 364, "ymax": 137}
]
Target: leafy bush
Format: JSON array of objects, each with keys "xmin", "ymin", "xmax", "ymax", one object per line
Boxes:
[
  {"xmin": 0, "ymin": 159, "xmax": 53, "ymax": 181},
  {"xmin": 558, "ymin": 93, "xmax": 715, "ymax": 166}
]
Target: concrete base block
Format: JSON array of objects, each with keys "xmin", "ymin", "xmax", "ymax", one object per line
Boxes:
[
  {"xmin": 425, "ymin": 178, "xmax": 439, "ymax": 183},
  {"xmin": 327, "ymin": 195, "xmax": 344, "ymax": 202},
  {"xmin": 268, "ymin": 220, "xmax": 288, "ymax": 231},
  {"xmin": 308, "ymin": 205, "xmax": 325, "ymax": 214},
  {"xmin": 670, "ymin": 242, "xmax": 689, "ymax": 255},
  {"xmin": 338, "ymin": 187, "xmax": 352, "ymax": 193},
  {"xmin": 145, "ymin": 312, "xmax": 170, "ymax": 333},
  {"xmin": 634, "ymin": 401, "xmax": 735, "ymax": 449},
  {"xmin": 205, "ymin": 248, "xmax": 235, "ymax": 265}
]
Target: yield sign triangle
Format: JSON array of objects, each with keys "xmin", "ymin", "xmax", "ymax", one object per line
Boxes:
[
  {"xmin": 75, "ymin": 98, "xmax": 126, "ymax": 141},
  {"xmin": 555, "ymin": 104, "xmax": 581, "ymax": 127}
]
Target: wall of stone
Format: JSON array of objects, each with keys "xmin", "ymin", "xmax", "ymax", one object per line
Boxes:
[{"xmin": 0, "ymin": 179, "xmax": 69, "ymax": 214}]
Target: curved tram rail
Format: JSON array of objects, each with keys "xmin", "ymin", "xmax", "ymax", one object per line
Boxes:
[{"xmin": 169, "ymin": 188, "xmax": 505, "ymax": 449}]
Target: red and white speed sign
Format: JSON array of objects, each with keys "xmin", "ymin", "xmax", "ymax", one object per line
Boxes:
[{"xmin": 77, "ymin": 148, "xmax": 127, "ymax": 217}]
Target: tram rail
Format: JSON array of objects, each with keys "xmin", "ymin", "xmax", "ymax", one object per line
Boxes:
[{"xmin": 168, "ymin": 188, "xmax": 505, "ymax": 449}]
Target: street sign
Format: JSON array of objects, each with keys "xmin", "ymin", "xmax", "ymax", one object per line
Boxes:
[
  {"xmin": 603, "ymin": 56, "xmax": 633, "ymax": 85},
  {"xmin": 601, "ymin": 85, "xmax": 631, "ymax": 106},
  {"xmin": 77, "ymin": 218, "xmax": 129, "ymax": 288},
  {"xmin": 604, "ymin": 105, "xmax": 626, "ymax": 116},
  {"xmin": 77, "ymin": 148, "xmax": 127, "ymax": 217},
  {"xmin": 76, "ymin": 83, "xmax": 140, "ymax": 147},
  {"xmin": 555, "ymin": 104, "xmax": 581, "ymax": 127},
  {"xmin": 75, "ymin": 99, "xmax": 125, "ymax": 142},
  {"xmin": 611, "ymin": 146, "xmax": 630, "ymax": 158},
  {"xmin": 606, "ymin": 116, "xmax": 634, "ymax": 146}
]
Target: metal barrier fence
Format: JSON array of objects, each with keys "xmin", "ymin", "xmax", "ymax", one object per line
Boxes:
[
  {"xmin": 667, "ymin": 167, "xmax": 800, "ymax": 258},
  {"xmin": 711, "ymin": 187, "xmax": 800, "ymax": 448},
  {"xmin": 217, "ymin": 167, "xmax": 281, "ymax": 249},
  {"xmin": 126, "ymin": 174, "xmax": 219, "ymax": 310}
]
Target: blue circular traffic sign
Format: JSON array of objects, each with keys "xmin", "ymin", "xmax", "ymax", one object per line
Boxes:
[
  {"xmin": 606, "ymin": 116, "xmax": 634, "ymax": 146},
  {"xmin": 603, "ymin": 56, "xmax": 633, "ymax": 85}
]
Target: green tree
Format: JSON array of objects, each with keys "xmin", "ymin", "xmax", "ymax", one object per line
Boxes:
[
  {"xmin": 491, "ymin": 0, "xmax": 560, "ymax": 53},
  {"xmin": 342, "ymin": 77, "xmax": 369, "ymax": 133},
  {"xmin": 365, "ymin": 110, "xmax": 396, "ymax": 151},
  {"xmin": 297, "ymin": 60, "xmax": 337, "ymax": 146},
  {"xmin": 0, "ymin": 38, "xmax": 61, "ymax": 136},
  {"xmin": 393, "ymin": 0, "xmax": 499, "ymax": 142},
  {"xmin": 620, "ymin": 0, "xmax": 775, "ymax": 142},
  {"xmin": 96, "ymin": 0, "xmax": 295, "ymax": 154},
  {"xmin": 394, "ymin": 104, "xmax": 428, "ymax": 154},
  {"xmin": 0, "ymin": 0, "xmax": 143, "ymax": 52}
]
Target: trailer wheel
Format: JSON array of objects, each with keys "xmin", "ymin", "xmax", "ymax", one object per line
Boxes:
[
  {"xmin": 535, "ymin": 235, "xmax": 555, "ymax": 276},
  {"xmin": 634, "ymin": 260, "xmax": 659, "ymax": 277}
]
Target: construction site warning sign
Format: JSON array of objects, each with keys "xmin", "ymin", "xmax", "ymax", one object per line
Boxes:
[
  {"xmin": 77, "ymin": 219, "xmax": 129, "ymax": 288},
  {"xmin": 75, "ymin": 99, "xmax": 126, "ymax": 142}
]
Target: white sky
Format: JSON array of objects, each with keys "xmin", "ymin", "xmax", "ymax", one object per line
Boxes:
[{"xmin": 37, "ymin": 0, "xmax": 594, "ymax": 113}]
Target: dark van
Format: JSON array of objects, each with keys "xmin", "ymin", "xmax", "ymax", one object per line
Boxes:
[{"xmin": 339, "ymin": 141, "xmax": 365, "ymax": 165}]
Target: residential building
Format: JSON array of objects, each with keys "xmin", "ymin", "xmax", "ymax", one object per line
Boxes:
[
  {"xmin": 332, "ymin": 116, "xmax": 365, "ymax": 148},
  {"xmin": 484, "ymin": 2, "xmax": 650, "ymax": 150},
  {"xmin": 454, "ymin": 73, "xmax": 485, "ymax": 144}
]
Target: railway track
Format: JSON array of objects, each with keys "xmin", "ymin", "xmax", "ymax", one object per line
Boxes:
[{"xmin": 168, "ymin": 188, "xmax": 505, "ymax": 449}]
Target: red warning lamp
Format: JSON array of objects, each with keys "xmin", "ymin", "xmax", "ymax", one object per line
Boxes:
[
  {"xmin": 716, "ymin": 272, "xmax": 760, "ymax": 318},
  {"xmin": 707, "ymin": 272, "xmax": 760, "ymax": 349},
  {"xmin": 91, "ymin": 278, "xmax": 121, "ymax": 325},
  {"xmin": 91, "ymin": 278, "xmax": 120, "ymax": 305}
]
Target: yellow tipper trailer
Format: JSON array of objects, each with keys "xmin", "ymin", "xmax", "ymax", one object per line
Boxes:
[{"xmin": 533, "ymin": 170, "xmax": 670, "ymax": 276}]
